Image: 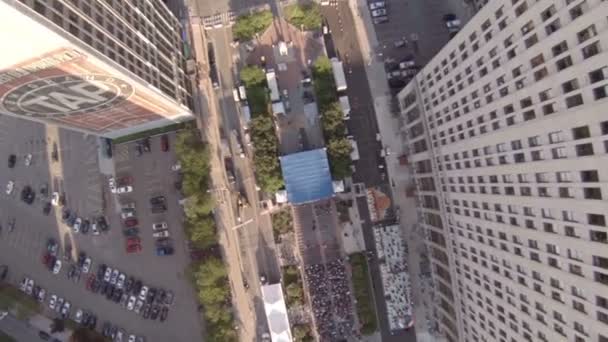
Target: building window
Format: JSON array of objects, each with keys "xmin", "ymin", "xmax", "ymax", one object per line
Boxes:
[{"xmin": 566, "ymin": 94, "xmax": 584, "ymax": 108}]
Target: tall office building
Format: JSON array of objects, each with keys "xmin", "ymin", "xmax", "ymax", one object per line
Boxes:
[
  {"xmin": 0, "ymin": 0, "xmax": 194, "ymax": 137},
  {"xmin": 397, "ymin": 0, "xmax": 608, "ymax": 341}
]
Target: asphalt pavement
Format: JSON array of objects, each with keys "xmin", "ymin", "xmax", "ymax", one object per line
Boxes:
[{"xmin": 321, "ymin": 3, "xmax": 385, "ymax": 189}]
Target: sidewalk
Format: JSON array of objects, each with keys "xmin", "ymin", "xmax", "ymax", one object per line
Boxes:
[{"xmin": 347, "ymin": 0, "xmax": 444, "ymax": 340}]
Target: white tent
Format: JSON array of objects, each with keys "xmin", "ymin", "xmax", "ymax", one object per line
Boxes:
[{"xmin": 261, "ymin": 283, "xmax": 293, "ymax": 342}]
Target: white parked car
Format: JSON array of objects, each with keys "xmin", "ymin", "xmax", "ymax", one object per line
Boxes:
[
  {"xmin": 25, "ymin": 279, "xmax": 34, "ymax": 295},
  {"xmin": 171, "ymin": 163, "xmax": 181, "ymax": 171},
  {"xmin": 5, "ymin": 181, "xmax": 14, "ymax": 195},
  {"xmin": 82, "ymin": 257, "xmax": 92, "ymax": 274},
  {"xmin": 51, "ymin": 192, "xmax": 60, "ymax": 206},
  {"xmin": 37, "ymin": 288, "xmax": 46, "ymax": 302},
  {"xmin": 73, "ymin": 218, "xmax": 82, "ymax": 233},
  {"xmin": 134, "ymin": 299, "xmax": 144, "ymax": 314},
  {"xmin": 60, "ymin": 301, "xmax": 70, "ymax": 319},
  {"xmin": 138, "ymin": 286, "xmax": 149, "ymax": 301},
  {"xmin": 53, "ymin": 260, "xmax": 62, "ymax": 274},
  {"xmin": 48, "ymin": 294, "xmax": 57, "ymax": 310},
  {"xmin": 152, "ymin": 222, "xmax": 168, "ymax": 231},
  {"xmin": 369, "ymin": 1, "xmax": 385, "ymax": 10},
  {"xmin": 121, "ymin": 211, "xmax": 135, "ymax": 219},
  {"xmin": 74, "ymin": 309, "xmax": 83, "ymax": 323},
  {"xmin": 371, "ymin": 8, "xmax": 387, "ymax": 17},
  {"xmin": 24, "ymin": 154, "xmax": 32, "ymax": 166},
  {"xmin": 55, "ymin": 297, "xmax": 64, "ymax": 313},
  {"xmin": 116, "ymin": 185, "xmax": 133, "ymax": 194},
  {"xmin": 127, "ymin": 296, "xmax": 137, "ymax": 311},
  {"xmin": 116, "ymin": 273, "xmax": 126, "ymax": 289},
  {"xmin": 128, "ymin": 335, "xmax": 136, "ymax": 342},
  {"xmin": 103, "ymin": 267, "xmax": 112, "ymax": 282},
  {"xmin": 108, "ymin": 177, "xmax": 117, "ymax": 193},
  {"xmin": 152, "ymin": 230, "xmax": 170, "ymax": 238},
  {"xmin": 91, "ymin": 223, "xmax": 99, "ymax": 235}
]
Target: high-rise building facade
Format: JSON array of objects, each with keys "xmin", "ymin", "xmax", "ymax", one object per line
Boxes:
[
  {"xmin": 0, "ymin": 0, "xmax": 193, "ymax": 137},
  {"xmin": 397, "ymin": 0, "xmax": 608, "ymax": 341}
]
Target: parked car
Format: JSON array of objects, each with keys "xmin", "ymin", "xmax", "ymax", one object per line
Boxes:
[
  {"xmin": 116, "ymin": 273, "xmax": 126, "ymax": 289},
  {"xmin": 134, "ymin": 299, "xmax": 144, "ymax": 314},
  {"xmin": 369, "ymin": 1, "xmax": 385, "ymax": 10},
  {"xmin": 48, "ymin": 294, "xmax": 57, "ymax": 310},
  {"xmin": 152, "ymin": 222, "xmax": 168, "ymax": 231},
  {"xmin": 138, "ymin": 286, "xmax": 149, "ymax": 301},
  {"xmin": 159, "ymin": 307, "xmax": 169, "ymax": 322},
  {"xmin": 8, "ymin": 154, "xmax": 16, "ymax": 168},
  {"xmin": 160, "ymin": 135, "xmax": 169, "ymax": 152},
  {"xmin": 373, "ymin": 15, "xmax": 388, "ymax": 24},
  {"xmin": 123, "ymin": 227, "xmax": 139, "ymax": 237},
  {"xmin": 121, "ymin": 211, "xmax": 135, "ymax": 219},
  {"xmin": 24, "ymin": 154, "xmax": 32, "ymax": 166},
  {"xmin": 126, "ymin": 243, "xmax": 142, "ymax": 254},
  {"xmin": 110, "ymin": 269, "xmax": 119, "ymax": 285},
  {"xmin": 371, "ymin": 8, "xmax": 387, "ymax": 17},
  {"xmin": 52, "ymin": 260, "xmax": 62, "ymax": 274},
  {"xmin": 5, "ymin": 180, "xmax": 14, "ymax": 195},
  {"xmin": 152, "ymin": 230, "xmax": 170, "ymax": 238},
  {"xmin": 73, "ymin": 218, "xmax": 82, "ymax": 233},
  {"xmin": 55, "ymin": 297, "xmax": 64, "ymax": 313},
  {"xmin": 60, "ymin": 301, "xmax": 71, "ymax": 319},
  {"xmin": 124, "ymin": 217, "xmax": 138, "ymax": 227},
  {"xmin": 74, "ymin": 309, "xmax": 83, "ymax": 324},
  {"xmin": 127, "ymin": 296, "xmax": 137, "ymax": 311},
  {"xmin": 103, "ymin": 267, "xmax": 112, "ymax": 282},
  {"xmin": 116, "ymin": 185, "xmax": 133, "ymax": 194},
  {"xmin": 37, "ymin": 288, "xmax": 46, "ymax": 302},
  {"xmin": 156, "ymin": 246, "xmax": 174, "ymax": 256},
  {"xmin": 82, "ymin": 257, "xmax": 92, "ymax": 274}
]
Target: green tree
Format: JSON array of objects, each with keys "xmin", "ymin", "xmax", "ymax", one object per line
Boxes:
[
  {"xmin": 240, "ymin": 66, "xmax": 266, "ymax": 87},
  {"xmin": 327, "ymin": 138, "xmax": 352, "ymax": 179},
  {"xmin": 312, "ymin": 57, "xmax": 338, "ymax": 111},
  {"xmin": 233, "ymin": 10, "xmax": 273, "ymax": 41},
  {"xmin": 272, "ymin": 209, "xmax": 293, "ymax": 235},
  {"xmin": 185, "ymin": 215, "xmax": 217, "ymax": 249},
  {"xmin": 320, "ymin": 102, "xmax": 345, "ymax": 139},
  {"xmin": 286, "ymin": 282, "xmax": 304, "ymax": 305},
  {"xmin": 292, "ymin": 324, "xmax": 314, "ymax": 342},
  {"xmin": 285, "ymin": 3, "xmax": 323, "ymax": 30},
  {"xmin": 183, "ymin": 192, "xmax": 215, "ymax": 219}
]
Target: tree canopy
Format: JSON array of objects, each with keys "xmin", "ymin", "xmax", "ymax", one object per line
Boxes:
[
  {"xmin": 233, "ymin": 10, "xmax": 273, "ymax": 41},
  {"xmin": 285, "ymin": 3, "xmax": 323, "ymax": 31}
]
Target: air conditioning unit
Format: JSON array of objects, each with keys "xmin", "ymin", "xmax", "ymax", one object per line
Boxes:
[{"xmin": 516, "ymin": 82, "xmax": 524, "ymax": 89}]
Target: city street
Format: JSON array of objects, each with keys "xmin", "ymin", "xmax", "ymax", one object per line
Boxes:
[{"xmin": 190, "ymin": 17, "xmax": 281, "ymax": 340}]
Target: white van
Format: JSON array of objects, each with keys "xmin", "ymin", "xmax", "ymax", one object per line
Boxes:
[{"xmin": 232, "ymin": 88, "xmax": 240, "ymax": 102}]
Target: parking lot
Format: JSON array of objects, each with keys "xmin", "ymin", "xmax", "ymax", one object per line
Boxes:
[
  {"xmin": 0, "ymin": 115, "xmax": 203, "ymax": 342},
  {"xmin": 366, "ymin": 0, "xmax": 472, "ymax": 71}
]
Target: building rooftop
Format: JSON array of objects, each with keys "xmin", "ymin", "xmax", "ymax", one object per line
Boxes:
[{"xmin": 279, "ymin": 148, "xmax": 334, "ymax": 204}]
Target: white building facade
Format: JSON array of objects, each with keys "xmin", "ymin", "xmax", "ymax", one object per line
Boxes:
[{"xmin": 397, "ymin": 0, "xmax": 608, "ymax": 341}]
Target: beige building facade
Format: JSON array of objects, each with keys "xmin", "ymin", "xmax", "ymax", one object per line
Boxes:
[
  {"xmin": 397, "ymin": 0, "xmax": 608, "ymax": 341},
  {"xmin": 0, "ymin": 0, "xmax": 193, "ymax": 137}
]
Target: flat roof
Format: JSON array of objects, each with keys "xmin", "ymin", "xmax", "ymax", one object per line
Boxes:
[
  {"xmin": 261, "ymin": 283, "xmax": 293, "ymax": 342},
  {"xmin": 279, "ymin": 148, "xmax": 334, "ymax": 204}
]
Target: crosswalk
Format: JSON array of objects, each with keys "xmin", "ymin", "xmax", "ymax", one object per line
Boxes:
[{"xmin": 202, "ymin": 11, "xmax": 236, "ymax": 30}]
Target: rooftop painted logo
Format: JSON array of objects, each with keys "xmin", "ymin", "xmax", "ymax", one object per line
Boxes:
[{"xmin": 1, "ymin": 74, "xmax": 134, "ymax": 117}]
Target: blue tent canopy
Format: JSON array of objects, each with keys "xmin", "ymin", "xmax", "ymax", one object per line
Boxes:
[{"xmin": 279, "ymin": 148, "xmax": 334, "ymax": 204}]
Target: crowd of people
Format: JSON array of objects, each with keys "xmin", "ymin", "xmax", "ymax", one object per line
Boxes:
[{"xmin": 304, "ymin": 260, "xmax": 356, "ymax": 341}]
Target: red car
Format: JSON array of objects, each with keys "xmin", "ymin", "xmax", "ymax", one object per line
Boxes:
[
  {"xmin": 126, "ymin": 243, "xmax": 142, "ymax": 254},
  {"xmin": 124, "ymin": 217, "xmax": 138, "ymax": 227},
  {"xmin": 126, "ymin": 236, "xmax": 141, "ymax": 245},
  {"xmin": 117, "ymin": 175, "xmax": 133, "ymax": 186},
  {"xmin": 160, "ymin": 135, "xmax": 169, "ymax": 152},
  {"xmin": 85, "ymin": 274, "xmax": 96, "ymax": 290},
  {"xmin": 41, "ymin": 252, "xmax": 55, "ymax": 270}
]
